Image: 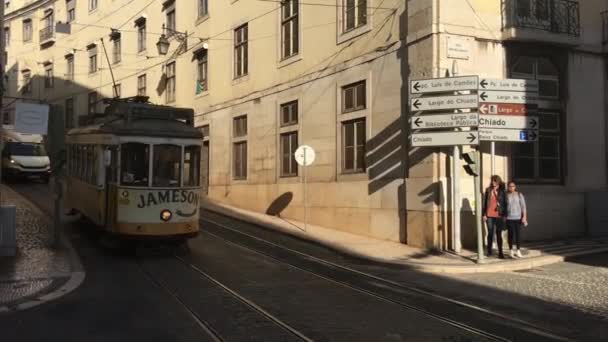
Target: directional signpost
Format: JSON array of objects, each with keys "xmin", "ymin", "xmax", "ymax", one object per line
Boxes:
[
  {"xmin": 411, "ymin": 131, "xmax": 478, "ymax": 147},
  {"xmin": 479, "ymin": 128, "xmax": 538, "ymax": 142},
  {"xmin": 478, "ymin": 91, "xmax": 537, "ymax": 104},
  {"xmin": 478, "ymin": 78, "xmax": 539, "ymax": 93},
  {"xmin": 411, "ymin": 112, "xmax": 478, "ymax": 130},
  {"xmin": 410, "ymin": 94, "xmax": 478, "ymax": 112},
  {"xmin": 479, "ymin": 103, "xmax": 536, "ymax": 116},
  {"xmin": 410, "ymin": 76, "xmax": 478, "ymax": 94},
  {"xmin": 479, "ymin": 115, "xmax": 538, "ymax": 130}
]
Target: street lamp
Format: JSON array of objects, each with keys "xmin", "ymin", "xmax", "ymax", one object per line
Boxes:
[{"xmin": 156, "ymin": 34, "xmax": 170, "ymax": 55}]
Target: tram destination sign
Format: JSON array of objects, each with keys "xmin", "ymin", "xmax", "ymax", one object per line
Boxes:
[
  {"xmin": 411, "ymin": 112, "xmax": 479, "ymax": 130},
  {"xmin": 479, "ymin": 103, "xmax": 536, "ymax": 116},
  {"xmin": 411, "ymin": 131, "xmax": 479, "ymax": 147},
  {"xmin": 478, "ymin": 78, "xmax": 539, "ymax": 93},
  {"xmin": 410, "ymin": 76, "xmax": 479, "ymax": 94},
  {"xmin": 410, "ymin": 94, "xmax": 478, "ymax": 112},
  {"xmin": 479, "ymin": 128, "xmax": 538, "ymax": 142},
  {"xmin": 479, "ymin": 115, "xmax": 538, "ymax": 130},
  {"xmin": 478, "ymin": 91, "xmax": 537, "ymax": 105}
]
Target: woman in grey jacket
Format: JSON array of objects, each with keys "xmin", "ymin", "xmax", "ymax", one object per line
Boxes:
[{"xmin": 506, "ymin": 181, "xmax": 527, "ymax": 258}]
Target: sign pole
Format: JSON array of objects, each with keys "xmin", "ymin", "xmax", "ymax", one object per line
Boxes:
[
  {"xmin": 490, "ymin": 141, "xmax": 495, "ymax": 177},
  {"xmin": 451, "ymin": 64, "xmax": 461, "ymax": 253},
  {"xmin": 475, "ymin": 148, "xmax": 485, "ymax": 263},
  {"xmin": 303, "ymin": 147, "xmax": 307, "ymax": 232}
]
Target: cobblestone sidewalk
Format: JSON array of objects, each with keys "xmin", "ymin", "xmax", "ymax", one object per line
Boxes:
[{"xmin": 0, "ymin": 185, "xmax": 77, "ymax": 311}]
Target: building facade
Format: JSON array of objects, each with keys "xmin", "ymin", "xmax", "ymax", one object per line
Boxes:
[{"xmin": 2, "ymin": 0, "xmax": 607, "ymax": 250}]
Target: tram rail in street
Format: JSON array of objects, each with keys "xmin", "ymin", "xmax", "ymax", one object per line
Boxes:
[{"xmin": 201, "ymin": 216, "xmax": 574, "ymax": 342}]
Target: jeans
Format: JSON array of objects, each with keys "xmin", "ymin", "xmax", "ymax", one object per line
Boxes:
[
  {"xmin": 507, "ymin": 219, "xmax": 522, "ymax": 250},
  {"xmin": 486, "ymin": 217, "xmax": 504, "ymax": 255}
]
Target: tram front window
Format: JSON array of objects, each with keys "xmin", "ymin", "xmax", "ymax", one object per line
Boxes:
[
  {"xmin": 184, "ymin": 145, "xmax": 201, "ymax": 187},
  {"xmin": 121, "ymin": 143, "xmax": 149, "ymax": 186},
  {"xmin": 153, "ymin": 144, "xmax": 181, "ymax": 187}
]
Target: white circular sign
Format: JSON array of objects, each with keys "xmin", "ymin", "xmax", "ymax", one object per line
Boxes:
[{"xmin": 294, "ymin": 145, "xmax": 315, "ymax": 166}]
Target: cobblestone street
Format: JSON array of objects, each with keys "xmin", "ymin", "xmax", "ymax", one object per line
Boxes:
[
  {"xmin": 452, "ymin": 253, "xmax": 608, "ymax": 319},
  {"xmin": 0, "ymin": 184, "xmax": 73, "ymax": 309}
]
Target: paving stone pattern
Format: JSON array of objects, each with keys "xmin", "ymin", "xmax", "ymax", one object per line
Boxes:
[{"xmin": 0, "ymin": 185, "xmax": 71, "ymax": 307}]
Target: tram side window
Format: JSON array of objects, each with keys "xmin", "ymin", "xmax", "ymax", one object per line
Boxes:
[
  {"xmin": 183, "ymin": 145, "xmax": 201, "ymax": 187},
  {"xmin": 121, "ymin": 143, "xmax": 150, "ymax": 186},
  {"xmin": 153, "ymin": 144, "xmax": 181, "ymax": 187}
]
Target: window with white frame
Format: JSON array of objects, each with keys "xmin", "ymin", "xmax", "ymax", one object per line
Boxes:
[
  {"xmin": 65, "ymin": 98, "xmax": 74, "ymax": 129},
  {"xmin": 88, "ymin": 91, "xmax": 97, "ymax": 114},
  {"xmin": 233, "ymin": 115, "xmax": 247, "ymax": 179},
  {"xmin": 342, "ymin": 80, "xmax": 366, "ymax": 113},
  {"xmin": 44, "ymin": 64, "xmax": 54, "ymax": 88},
  {"xmin": 166, "ymin": 61, "xmax": 176, "ymax": 103},
  {"xmin": 234, "ymin": 24, "xmax": 248, "ymax": 78},
  {"xmin": 343, "ymin": 0, "xmax": 367, "ymax": 32},
  {"xmin": 89, "ymin": 0, "xmax": 97, "ymax": 11},
  {"xmin": 195, "ymin": 49, "xmax": 208, "ymax": 94},
  {"xmin": 88, "ymin": 44, "xmax": 97, "ymax": 73},
  {"xmin": 135, "ymin": 18, "xmax": 146, "ymax": 52},
  {"xmin": 342, "ymin": 118, "xmax": 366, "ymax": 173},
  {"xmin": 66, "ymin": 54, "xmax": 74, "ymax": 82},
  {"xmin": 137, "ymin": 74, "xmax": 146, "ymax": 96},
  {"xmin": 4, "ymin": 27, "xmax": 9, "ymax": 47},
  {"xmin": 66, "ymin": 0, "xmax": 76, "ymax": 22},
  {"xmin": 165, "ymin": 4, "xmax": 176, "ymax": 37},
  {"xmin": 21, "ymin": 70, "xmax": 31, "ymax": 94},
  {"xmin": 281, "ymin": 0, "xmax": 299, "ymax": 59},
  {"xmin": 22, "ymin": 19, "xmax": 32, "ymax": 42},
  {"xmin": 198, "ymin": 0, "xmax": 208, "ymax": 18},
  {"xmin": 111, "ymin": 31, "xmax": 121, "ymax": 64},
  {"xmin": 279, "ymin": 100, "xmax": 298, "ymax": 177},
  {"xmin": 510, "ymin": 55, "xmax": 562, "ymax": 183}
]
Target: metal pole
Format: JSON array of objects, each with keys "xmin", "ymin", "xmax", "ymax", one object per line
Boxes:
[
  {"xmin": 303, "ymin": 147, "xmax": 307, "ymax": 232},
  {"xmin": 475, "ymin": 148, "xmax": 485, "ymax": 263},
  {"xmin": 451, "ymin": 61, "xmax": 461, "ymax": 253},
  {"xmin": 490, "ymin": 141, "xmax": 495, "ymax": 176},
  {"xmin": 453, "ymin": 145, "xmax": 461, "ymax": 253},
  {"xmin": 100, "ymin": 38, "xmax": 119, "ymax": 98}
]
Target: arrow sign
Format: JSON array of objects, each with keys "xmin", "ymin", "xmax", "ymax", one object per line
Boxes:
[
  {"xmin": 478, "ymin": 91, "xmax": 537, "ymax": 105},
  {"xmin": 479, "ymin": 115, "xmax": 539, "ymax": 130},
  {"xmin": 410, "ymin": 112, "xmax": 479, "ymax": 130},
  {"xmin": 410, "ymin": 76, "xmax": 479, "ymax": 94},
  {"xmin": 478, "ymin": 78, "xmax": 539, "ymax": 93},
  {"xmin": 479, "ymin": 103, "xmax": 537, "ymax": 116},
  {"xmin": 411, "ymin": 131, "xmax": 479, "ymax": 147},
  {"xmin": 410, "ymin": 94, "xmax": 478, "ymax": 112},
  {"xmin": 479, "ymin": 128, "xmax": 539, "ymax": 142}
]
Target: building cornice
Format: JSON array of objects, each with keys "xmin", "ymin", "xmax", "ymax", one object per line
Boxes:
[{"xmin": 4, "ymin": 0, "xmax": 54, "ymax": 21}]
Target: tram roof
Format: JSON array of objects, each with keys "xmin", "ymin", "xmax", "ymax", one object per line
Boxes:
[{"xmin": 68, "ymin": 97, "xmax": 203, "ymax": 139}]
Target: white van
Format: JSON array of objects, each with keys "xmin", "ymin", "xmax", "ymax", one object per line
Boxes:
[{"xmin": 1, "ymin": 129, "xmax": 51, "ymax": 182}]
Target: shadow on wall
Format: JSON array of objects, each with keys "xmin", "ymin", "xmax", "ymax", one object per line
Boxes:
[{"xmin": 266, "ymin": 192, "xmax": 293, "ymax": 217}]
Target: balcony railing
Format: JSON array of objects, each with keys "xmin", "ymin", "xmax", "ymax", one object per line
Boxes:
[
  {"xmin": 503, "ymin": 0, "xmax": 580, "ymax": 37},
  {"xmin": 39, "ymin": 26, "xmax": 55, "ymax": 43}
]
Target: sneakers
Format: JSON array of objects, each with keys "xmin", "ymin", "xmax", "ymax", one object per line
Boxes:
[
  {"xmin": 510, "ymin": 249, "xmax": 515, "ymax": 258},
  {"xmin": 516, "ymin": 250, "xmax": 523, "ymax": 258}
]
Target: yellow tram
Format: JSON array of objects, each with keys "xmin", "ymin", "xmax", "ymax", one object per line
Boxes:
[{"xmin": 65, "ymin": 96, "xmax": 203, "ymax": 242}]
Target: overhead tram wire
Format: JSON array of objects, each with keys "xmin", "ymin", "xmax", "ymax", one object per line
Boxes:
[{"xmin": 45, "ymin": 6, "xmax": 283, "ymax": 104}]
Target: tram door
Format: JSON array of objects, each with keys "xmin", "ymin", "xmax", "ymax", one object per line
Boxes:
[
  {"xmin": 201, "ymin": 125, "xmax": 210, "ymax": 195},
  {"xmin": 201, "ymin": 141, "xmax": 209, "ymax": 195}
]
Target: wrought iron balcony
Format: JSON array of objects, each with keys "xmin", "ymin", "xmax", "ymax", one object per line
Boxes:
[
  {"xmin": 503, "ymin": 0, "xmax": 580, "ymax": 37},
  {"xmin": 39, "ymin": 26, "xmax": 55, "ymax": 44}
]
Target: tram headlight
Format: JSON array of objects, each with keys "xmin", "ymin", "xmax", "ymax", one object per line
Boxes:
[{"xmin": 160, "ymin": 209, "xmax": 172, "ymax": 222}]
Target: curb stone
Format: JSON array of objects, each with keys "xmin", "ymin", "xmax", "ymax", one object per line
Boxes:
[
  {"xmin": 0, "ymin": 186, "xmax": 86, "ymax": 313},
  {"xmin": 201, "ymin": 203, "xmax": 608, "ymax": 275}
]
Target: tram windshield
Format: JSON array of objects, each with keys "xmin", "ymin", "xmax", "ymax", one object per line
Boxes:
[
  {"xmin": 119, "ymin": 142, "xmax": 201, "ymax": 188},
  {"xmin": 153, "ymin": 144, "xmax": 181, "ymax": 187},
  {"xmin": 121, "ymin": 143, "xmax": 149, "ymax": 186}
]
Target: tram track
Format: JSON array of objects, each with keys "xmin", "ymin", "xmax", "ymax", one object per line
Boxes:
[
  {"xmin": 137, "ymin": 253, "xmax": 313, "ymax": 342},
  {"xmin": 201, "ymin": 216, "xmax": 574, "ymax": 342}
]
